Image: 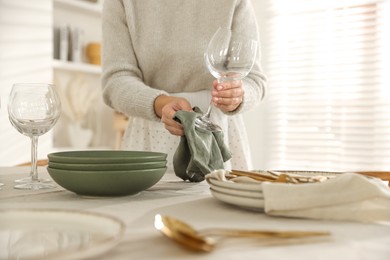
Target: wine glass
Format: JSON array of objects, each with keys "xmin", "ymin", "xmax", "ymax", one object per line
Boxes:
[
  {"xmin": 8, "ymin": 83, "xmax": 61, "ymax": 190},
  {"xmin": 195, "ymin": 27, "xmax": 258, "ymax": 132}
]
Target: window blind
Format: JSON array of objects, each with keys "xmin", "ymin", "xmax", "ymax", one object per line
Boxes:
[
  {"xmin": 0, "ymin": 0, "xmax": 53, "ymax": 166},
  {"xmin": 264, "ymin": 0, "xmax": 390, "ymax": 171}
]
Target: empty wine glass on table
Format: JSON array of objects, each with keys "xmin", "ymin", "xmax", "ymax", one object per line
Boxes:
[
  {"xmin": 194, "ymin": 27, "xmax": 258, "ymax": 132},
  {"xmin": 8, "ymin": 83, "xmax": 61, "ymax": 190}
]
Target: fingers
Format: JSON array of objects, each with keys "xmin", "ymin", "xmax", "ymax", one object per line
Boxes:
[
  {"xmin": 159, "ymin": 97, "xmax": 191, "ymax": 136},
  {"xmin": 214, "ymin": 79, "xmax": 242, "ymax": 90},
  {"xmin": 162, "ymin": 117, "xmax": 185, "ymax": 136},
  {"xmin": 161, "ymin": 105, "xmax": 185, "ymax": 136},
  {"xmin": 212, "ymin": 80, "xmax": 244, "ymax": 112}
]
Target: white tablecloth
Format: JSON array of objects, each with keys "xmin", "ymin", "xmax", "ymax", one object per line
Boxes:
[{"xmin": 1, "ymin": 167, "xmax": 389, "ymax": 260}]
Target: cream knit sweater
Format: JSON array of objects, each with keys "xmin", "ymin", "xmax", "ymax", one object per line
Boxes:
[{"xmin": 101, "ymin": 0, "xmax": 266, "ymax": 122}]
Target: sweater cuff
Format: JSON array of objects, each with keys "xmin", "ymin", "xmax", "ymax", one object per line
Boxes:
[
  {"xmin": 224, "ymin": 77, "xmax": 264, "ymax": 116},
  {"xmin": 136, "ymin": 89, "xmax": 169, "ymax": 122}
]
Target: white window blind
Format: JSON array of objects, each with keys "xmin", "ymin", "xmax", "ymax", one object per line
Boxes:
[
  {"xmin": 264, "ymin": 0, "xmax": 390, "ymax": 171},
  {"xmin": 0, "ymin": 0, "xmax": 53, "ymax": 166}
]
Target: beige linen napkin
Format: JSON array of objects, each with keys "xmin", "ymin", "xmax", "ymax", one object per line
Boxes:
[{"xmin": 261, "ymin": 173, "xmax": 390, "ymax": 223}]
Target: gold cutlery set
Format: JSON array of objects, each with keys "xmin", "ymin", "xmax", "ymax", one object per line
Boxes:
[
  {"xmin": 229, "ymin": 169, "xmax": 390, "ymax": 185},
  {"xmin": 229, "ymin": 169, "xmax": 334, "ymax": 184}
]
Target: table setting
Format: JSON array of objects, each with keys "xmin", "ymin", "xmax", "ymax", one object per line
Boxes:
[
  {"xmin": 206, "ymin": 169, "xmax": 390, "ymax": 223},
  {"xmin": 1, "ymin": 28, "xmax": 390, "ymax": 260},
  {"xmin": 1, "ymin": 164, "xmax": 390, "ymax": 259}
]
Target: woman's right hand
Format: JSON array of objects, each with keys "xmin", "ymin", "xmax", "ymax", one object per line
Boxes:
[{"xmin": 154, "ymin": 95, "xmax": 192, "ymax": 136}]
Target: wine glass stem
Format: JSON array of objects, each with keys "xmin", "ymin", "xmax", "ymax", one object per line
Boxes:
[
  {"xmin": 204, "ymin": 78, "xmax": 223, "ymax": 119},
  {"xmin": 30, "ymin": 135, "xmax": 39, "ymax": 181},
  {"xmin": 203, "ymin": 101, "xmax": 213, "ymax": 119}
]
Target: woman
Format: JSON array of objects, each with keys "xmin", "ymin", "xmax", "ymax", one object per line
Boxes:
[{"xmin": 102, "ymin": 0, "xmax": 266, "ymax": 172}]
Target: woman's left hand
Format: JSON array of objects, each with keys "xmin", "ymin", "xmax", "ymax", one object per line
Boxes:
[{"xmin": 211, "ymin": 79, "xmax": 244, "ymax": 112}]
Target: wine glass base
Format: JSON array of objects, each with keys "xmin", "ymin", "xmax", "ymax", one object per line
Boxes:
[
  {"xmin": 14, "ymin": 181, "xmax": 56, "ymax": 190},
  {"xmin": 194, "ymin": 117, "xmax": 222, "ymax": 132},
  {"xmin": 14, "ymin": 176, "xmax": 52, "ymax": 184}
]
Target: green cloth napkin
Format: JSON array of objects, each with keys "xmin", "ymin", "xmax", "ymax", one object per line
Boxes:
[{"xmin": 173, "ymin": 108, "xmax": 232, "ymax": 182}]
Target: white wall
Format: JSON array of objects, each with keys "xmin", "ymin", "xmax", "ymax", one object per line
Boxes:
[{"xmin": 0, "ymin": 0, "xmax": 53, "ymax": 166}]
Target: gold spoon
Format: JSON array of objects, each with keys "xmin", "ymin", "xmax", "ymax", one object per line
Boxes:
[
  {"xmin": 154, "ymin": 214, "xmax": 215, "ymax": 252},
  {"xmin": 154, "ymin": 214, "xmax": 331, "ymax": 252}
]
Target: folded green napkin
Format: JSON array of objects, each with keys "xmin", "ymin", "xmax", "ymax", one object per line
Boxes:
[{"xmin": 173, "ymin": 108, "xmax": 232, "ymax": 182}]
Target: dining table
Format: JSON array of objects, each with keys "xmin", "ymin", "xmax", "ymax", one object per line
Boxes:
[{"xmin": 1, "ymin": 166, "xmax": 389, "ymax": 260}]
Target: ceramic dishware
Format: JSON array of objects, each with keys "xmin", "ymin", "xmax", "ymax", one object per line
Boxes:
[
  {"xmin": 47, "ymin": 167, "xmax": 167, "ymax": 196},
  {"xmin": 47, "ymin": 150, "xmax": 167, "ymax": 164},
  {"xmin": 0, "ymin": 209, "xmax": 125, "ymax": 260},
  {"xmin": 48, "ymin": 160, "xmax": 167, "ymax": 171}
]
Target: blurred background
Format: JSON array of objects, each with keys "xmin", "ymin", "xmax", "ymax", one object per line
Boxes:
[{"xmin": 0, "ymin": 0, "xmax": 389, "ymax": 172}]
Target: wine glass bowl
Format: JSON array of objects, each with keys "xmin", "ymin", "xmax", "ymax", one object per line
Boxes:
[
  {"xmin": 195, "ymin": 27, "xmax": 258, "ymax": 132},
  {"xmin": 8, "ymin": 83, "xmax": 61, "ymax": 190},
  {"xmin": 204, "ymin": 30, "xmax": 258, "ymax": 81}
]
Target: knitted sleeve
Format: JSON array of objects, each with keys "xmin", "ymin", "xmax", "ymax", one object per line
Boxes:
[{"xmin": 101, "ymin": 0, "xmax": 167, "ymax": 121}]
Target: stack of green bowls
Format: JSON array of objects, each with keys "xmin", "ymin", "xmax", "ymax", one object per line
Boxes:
[{"xmin": 47, "ymin": 150, "xmax": 167, "ymax": 196}]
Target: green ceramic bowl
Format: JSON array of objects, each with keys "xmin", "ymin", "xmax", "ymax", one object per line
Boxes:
[
  {"xmin": 48, "ymin": 160, "xmax": 167, "ymax": 171},
  {"xmin": 47, "ymin": 167, "xmax": 167, "ymax": 196},
  {"xmin": 47, "ymin": 150, "xmax": 167, "ymax": 164}
]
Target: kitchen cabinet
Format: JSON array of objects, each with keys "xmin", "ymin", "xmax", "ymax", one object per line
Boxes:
[{"xmin": 52, "ymin": 0, "xmax": 115, "ymax": 149}]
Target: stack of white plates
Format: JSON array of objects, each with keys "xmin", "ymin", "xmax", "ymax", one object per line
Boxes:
[
  {"xmin": 206, "ymin": 176, "xmax": 265, "ymax": 211},
  {"xmin": 206, "ymin": 170, "xmax": 341, "ymax": 211}
]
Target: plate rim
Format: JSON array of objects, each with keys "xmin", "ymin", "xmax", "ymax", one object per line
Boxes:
[
  {"xmin": 208, "ymin": 183, "xmax": 264, "ymax": 199},
  {"xmin": 48, "ymin": 160, "xmax": 167, "ymax": 168},
  {"xmin": 46, "ymin": 166, "xmax": 168, "ymax": 174},
  {"xmin": 206, "ymin": 176, "xmax": 264, "ymax": 192},
  {"xmin": 47, "ymin": 150, "xmax": 167, "ymax": 163},
  {"xmin": 209, "ymin": 188, "xmax": 264, "ymax": 211},
  {"xmin": 0, "ymin": 208, "xmax": 126, "ymax": 260}
]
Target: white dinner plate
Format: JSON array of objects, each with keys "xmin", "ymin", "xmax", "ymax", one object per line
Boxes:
[
  {"xmin": 0, "ymin": 209, "xmax": 125, "ymax": 260},
  {"xmin": 210, "ymin": 188, "xmax": 265, "ymax": 212},
  {"xmin": 208, "ymin": 183, "xmax": 264, "ymax": 199},
  {"xmin": 206, "ymin": 176, "xmax": 264, "ymax": 192}
]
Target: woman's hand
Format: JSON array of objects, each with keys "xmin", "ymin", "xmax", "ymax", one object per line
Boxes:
[
  {"xmin": 154, "ymin": 95, "xmax": 192, "ymax": 136},
  {"xmin": 211, "ymin": 79, "xmax": 244, "ymax": 112}
]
